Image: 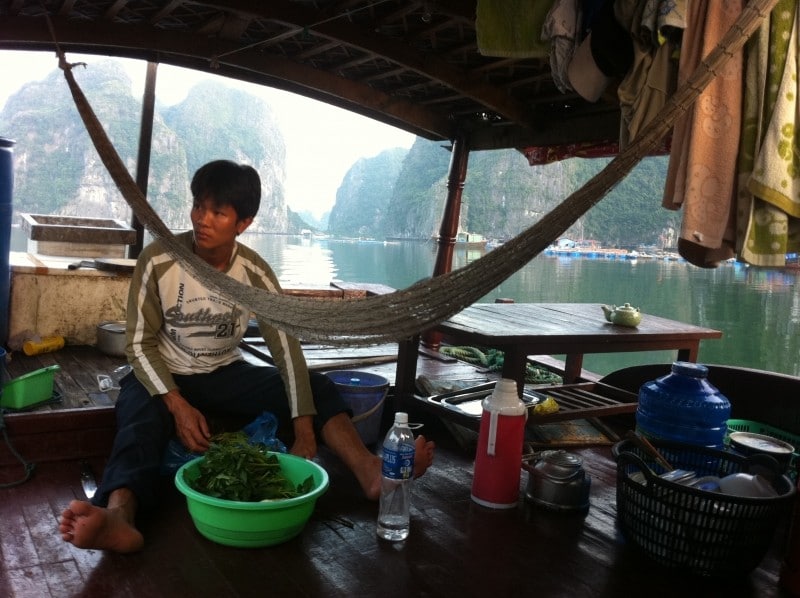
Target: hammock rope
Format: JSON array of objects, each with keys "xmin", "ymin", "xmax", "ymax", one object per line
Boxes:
[{"xmin": 52, "ymin": 0, "xmax": 776, "ymax": 345}]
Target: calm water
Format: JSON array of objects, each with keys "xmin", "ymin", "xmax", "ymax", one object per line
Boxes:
[
  {"xmin": 239, "ymin": 234, "xmax": 800, "ymax": 378},
  {"xmin": 13, "ymin": 229, "xmax": 799, "ymax": 377}
]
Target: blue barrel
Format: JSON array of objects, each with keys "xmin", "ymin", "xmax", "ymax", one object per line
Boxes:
[
  {"xmin": 636, "ymin": 361, "xmax": 731, "ymax": 449},
  {"xmin": 0, "ymin": 138, "xmax": 14, "ymax": 347},
  {"xmin": 325, "ymin": 370, "xmax": 389, "ymax": 446}
]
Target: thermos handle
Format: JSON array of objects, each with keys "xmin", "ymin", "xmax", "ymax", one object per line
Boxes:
[{"xmin": 487, "ymin": 409, "xmax": 498, "ymax": 456}]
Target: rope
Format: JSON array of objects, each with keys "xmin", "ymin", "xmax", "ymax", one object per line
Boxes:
[
  {"xmin": 54, "ymin": 0, "xmax": 778, "ymax": 345},
  {"xmin": 0, "ymin": 413, "xmax": 36, "ymax": 488}
]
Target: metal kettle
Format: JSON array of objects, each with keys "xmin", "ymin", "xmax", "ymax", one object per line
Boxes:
[{"xmin": 522, "ymin": 450, "xmax": 591, "ymax": 512}]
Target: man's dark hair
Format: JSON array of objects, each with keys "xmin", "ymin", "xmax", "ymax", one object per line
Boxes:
[{"xmin": 190, "ymin": 160, "xmax": 261, "ymax": 220}]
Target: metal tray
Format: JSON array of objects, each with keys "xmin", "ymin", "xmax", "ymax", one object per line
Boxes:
[
  {"xmin": 424, "ymin": 381, "xmax": 638, "ymax": 425},
  {"xmin": 427, "ymin": 382, "xmax": 543, "ymax": 418}
]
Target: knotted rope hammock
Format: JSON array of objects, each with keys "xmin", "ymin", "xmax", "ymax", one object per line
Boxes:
[{"xmin": 54, "ymin": 0, "xmax": 776, "ymax": 345}]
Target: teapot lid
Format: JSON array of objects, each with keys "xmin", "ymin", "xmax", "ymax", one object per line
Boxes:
[
  {"xmin": 615, "ymin": 302, "xmax": 637, "ymax": 311},
  {"xmin": 535, "ymin": 450, "xmax": 584, "ymax": 479}
]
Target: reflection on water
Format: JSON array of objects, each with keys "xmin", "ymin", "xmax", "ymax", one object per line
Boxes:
[
  {"xmin": 274, "ymin": 237, "xmax": 338, "ymax": 284},
  {"xmin": 239, "ymin": 235, "xmax": 800, "ymax": 378},
  {"xmin": 13, "ymin": 228, "xmax": 798, "ymax": 377}
]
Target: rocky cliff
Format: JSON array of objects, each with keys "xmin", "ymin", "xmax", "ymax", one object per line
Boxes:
[{"xmin": 0, "ymin": 60, "xmax": 291, "ymax": 232}]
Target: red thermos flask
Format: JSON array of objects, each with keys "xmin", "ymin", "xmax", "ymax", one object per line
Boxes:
[{"xmin": 471, "ymin": 378, "xmax": 527, "ymax": 509}]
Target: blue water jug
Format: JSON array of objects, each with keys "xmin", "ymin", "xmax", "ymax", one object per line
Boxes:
[{"xmin": 635, "ymin": 362, "xmax": 731, "ymax": 449}]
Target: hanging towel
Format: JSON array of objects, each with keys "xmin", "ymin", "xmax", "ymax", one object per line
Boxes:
[
  {"xmin": 737, "ymin": 0, "xmax": 800, "ymax": 266},
  {"xmin": 662, "ymin": 1, "xmax": 744, "ymax": 268},
  {"xmin": 476, "ymin": 0, "xmax": 555, "ymax": 58}
]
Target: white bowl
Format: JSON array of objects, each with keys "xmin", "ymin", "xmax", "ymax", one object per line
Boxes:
[{"xmin": 718, "ymin": 473, "xmax": 777, "ymax": 498}]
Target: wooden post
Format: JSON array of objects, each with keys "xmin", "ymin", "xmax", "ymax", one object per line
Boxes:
[
  {"xmin": 130, "ymin": 61, "xmax": 158, "ymax": 259},
  {"xmin": 395, "ymin": 132, "xmax": 470, "ymax": 408},
  {"xmin": 421, "ymin": 132, "xmax": 471, "ymax": 350}
]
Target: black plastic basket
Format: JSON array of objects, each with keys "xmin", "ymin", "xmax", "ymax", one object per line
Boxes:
[{"xmin": 614, "ymin": 438, "xmax": 795, "ymax": 577}]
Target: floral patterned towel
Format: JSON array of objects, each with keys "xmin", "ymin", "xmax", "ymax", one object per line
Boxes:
[{"xmin": 738, "ymin": 0, "xmax": 800, "ymax": 266}]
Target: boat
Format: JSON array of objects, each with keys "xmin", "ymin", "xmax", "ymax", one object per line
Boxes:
[
  {"xmin": 0, "ymin": 1, "xmax": 796, "ymax": 596},
  {"xmin": 454, "ymin": 232, "xmax": 487, "ymax": 249}
]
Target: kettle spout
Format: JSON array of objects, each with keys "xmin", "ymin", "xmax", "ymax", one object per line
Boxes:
[{"xmin": 601, "ymin": 304, "xmax": 615, "ymax": 322}]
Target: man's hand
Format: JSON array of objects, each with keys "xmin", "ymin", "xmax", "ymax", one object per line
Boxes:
[
  {"xmin": 162, "ymin": 389, "xmax": 211, "ymax": 453},
  {"xmin": 290, "ymin": 415, "xmax": 317, "ymax": 459}
]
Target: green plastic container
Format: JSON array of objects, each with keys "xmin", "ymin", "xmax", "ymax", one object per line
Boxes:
[
  {"xmin": 726, "ymin": 419, "xmax": 800, "ymax": 475},
  {"xmin": 1, "ymin": 364, "xmax": 61, "ymax": 410},
  {"xmin": 175, "ymin": 452, "xmax": 329, "ymax": 548}
]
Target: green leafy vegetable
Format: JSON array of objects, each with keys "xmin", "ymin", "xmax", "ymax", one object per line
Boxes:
[{"xmin": 188, "ymin": 432, "xmax": 314, "ymax": 502}]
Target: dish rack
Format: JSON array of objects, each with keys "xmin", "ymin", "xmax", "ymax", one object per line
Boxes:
[{"xmin": 614, "ymin": 438, "xmax": 795, "ymax": 577}]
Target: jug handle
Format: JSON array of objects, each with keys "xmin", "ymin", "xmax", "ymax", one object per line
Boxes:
[{"xmin": 487, "ymin": 410, "xmax": 498, "ymax": 456}]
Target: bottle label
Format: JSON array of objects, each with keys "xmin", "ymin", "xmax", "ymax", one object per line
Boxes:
[{"xmin": 382, "ymin": 444, "xmax": 414, "ymax": 480}]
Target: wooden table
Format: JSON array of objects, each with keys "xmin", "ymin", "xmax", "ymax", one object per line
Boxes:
[{"xmin": 433, "ymin": 302, "xmax": 722, "ymax": 390}]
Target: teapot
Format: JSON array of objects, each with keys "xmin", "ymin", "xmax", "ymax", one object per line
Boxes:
[{"xmin": 601, "ymin": 303, "xmax": 642, "ymax": 327}]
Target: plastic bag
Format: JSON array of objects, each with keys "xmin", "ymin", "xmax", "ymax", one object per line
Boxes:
[
  {"xmin": 243, "ymin": 411, "xmax": 287, "ymax": 454},
  {"xmin": 160, "ymin": 438, "xmax": 203, "ymax": 476},
  {"xmin": 160, "ymin": 410, "xmax": 287, "ymax": 476}
]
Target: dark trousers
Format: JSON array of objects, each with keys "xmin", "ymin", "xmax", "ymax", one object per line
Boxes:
[{"xmin": 92, "ymin": 361, "xmax": 348, "ymax": 510}]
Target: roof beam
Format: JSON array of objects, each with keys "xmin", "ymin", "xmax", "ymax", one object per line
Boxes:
[
  {"xmin": 0, "ymin": 15, "xmax": 457, "ymax": 140},
  {"xmin": 199, "ymin": 0, "xmax": 534, "ymax": 126}
]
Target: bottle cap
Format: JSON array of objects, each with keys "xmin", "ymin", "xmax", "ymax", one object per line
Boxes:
[
  {"xmin": 671, "ymin": 361, "xmax": 708, "ymax": 378},
  {"xmin": 483, "ymin": 378, "xmax": 526, "ymax": 416},
  {"xmin": 394, "ymin": 412, "xmax": 409, "ymax": 425}
]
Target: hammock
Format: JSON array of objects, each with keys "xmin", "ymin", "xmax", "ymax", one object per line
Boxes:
[{"xmin": 52, "ymin": 0, "xmax": 776, "ymax": 346}]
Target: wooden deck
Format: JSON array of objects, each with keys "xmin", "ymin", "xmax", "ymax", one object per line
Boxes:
[
  {"xmin": 0, "ymin": 342, "xmax": 495, "ymax": 469},
  {"xmin": 1, "ymin": 340, "xmax": 493, "ymax": 411},
  {"xmin": 0, "ymin": 417, "xmax": 788, "ymax": 597},
  {"xmin": 0, "ymin": 347, "xmax": 795, "ymax": 597}
]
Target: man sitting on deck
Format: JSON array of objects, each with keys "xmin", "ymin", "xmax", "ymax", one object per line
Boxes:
[{"xmin": 57, "ymin": 159, "xmax": 434, "ymax": 553}]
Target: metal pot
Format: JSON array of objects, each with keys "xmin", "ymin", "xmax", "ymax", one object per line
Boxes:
[
  {"xmin": 96, "ymin": 320, "xmax": 127, "ymax": 357},
  {"xmin": 522, "ymin": 450, "xmax": 591, "ymax": 512}
]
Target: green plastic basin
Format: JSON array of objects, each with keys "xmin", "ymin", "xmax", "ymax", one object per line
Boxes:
[
  {"xmin": 175, "ymin": 452, "xmax": 329, "ymax": 548},
  {"xmin": 1, "ymin": 364, "xmax": 61, "ymax": 410}
]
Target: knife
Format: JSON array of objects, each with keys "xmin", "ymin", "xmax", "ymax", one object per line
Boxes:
[{"xmin": 80, "ymin": 461, "xmax": 97, "ymax": 499}]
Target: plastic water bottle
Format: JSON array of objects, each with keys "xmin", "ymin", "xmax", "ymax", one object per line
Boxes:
[
  {"xmin": 377, "ymin": 411, "xmax": 415, "ymax": 541},
  {"xmin": 636, "ymin": 362, "xmax": 731, "ymax": 449}
]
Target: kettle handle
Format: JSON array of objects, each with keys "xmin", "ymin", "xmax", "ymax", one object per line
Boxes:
[{"xmin": 487, "ymin": 410, "xmax": 498, "ymax": 456}]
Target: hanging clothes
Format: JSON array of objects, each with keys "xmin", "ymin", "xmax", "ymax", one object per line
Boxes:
[
  {"xmin": 737, "ymin": 0, "xmax": 800, "ymax": 267},
  {"xmin": 566, "ymin": 0, "xmax": 634, "ymax": 103},
  {"xmin": 662, "ymin": 1, "xmax": 744, "ymax": 268},
  {"xmin": 476, "ymin": 0, "xmax": 555, "ymax": 58},
  {"xmin": 542, "ymin": 0, "xmax": 582, "ymax": 94},
  {"xmin": 616, "ymin": 0, "xmax": 686, "ymax": 148}
]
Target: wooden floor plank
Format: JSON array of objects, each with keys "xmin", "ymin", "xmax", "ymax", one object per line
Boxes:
[
  {"xmin": 2, "ymin": 565, "xmax": 50, "ymax": 598},
  {"xmin": 0, "ymin": 497, "xmax": 40, "ymax": 571},
  {"xmin": 0, "ymin": 347, "xmax": 792, "ymax": 597},
  {"xmin": 41, "ymin": 561, "xmax": 85, "ymax": 598}
]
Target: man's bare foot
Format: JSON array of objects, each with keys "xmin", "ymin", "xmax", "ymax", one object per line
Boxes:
[
  {"xmin": 59, "ymin": 499, "xmax": 144, "ymax": 554},
  {"xmin": 364, "ymin": 434, "xmax": 435, "ymax": 501}
]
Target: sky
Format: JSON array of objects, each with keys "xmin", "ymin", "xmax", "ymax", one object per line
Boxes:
[{"xmin": 0, "ymin": 50, "xmax": 416, "ymax": 218}]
